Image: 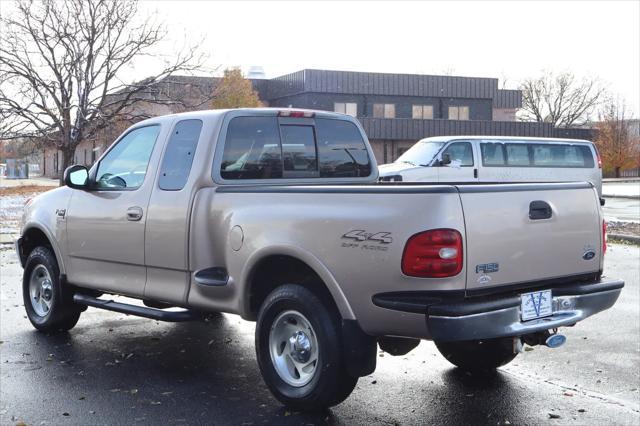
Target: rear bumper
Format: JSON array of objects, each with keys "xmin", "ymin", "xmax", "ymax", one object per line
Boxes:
[{"xmin": 372, "ymin": 278, "xmax": 624, "ymax": 342}]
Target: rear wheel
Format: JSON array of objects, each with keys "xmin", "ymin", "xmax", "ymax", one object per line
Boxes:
[
  {"xmin": 435, "ymin": 337, "xmax": 518, "ymax": 372},
  {"xmin": 22, "ymin": 246, "xmax": 81, "ymax": 332},
  {"xmin": 255, "ymin": 284, "xmax": 357, "ymax": 411}
]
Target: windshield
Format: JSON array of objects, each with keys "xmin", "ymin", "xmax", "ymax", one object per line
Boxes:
[{"xmin": 395, "ymin": 141, "xmax": 445, "ymax": 166}]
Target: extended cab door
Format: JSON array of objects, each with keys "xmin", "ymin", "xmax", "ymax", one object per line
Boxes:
[
  {"xmin": 143, "ymin": 119, "xmax": 205, "ymax": 304},
  {"xmin": 436, "ymin": 141, "xmax": 478, "ymax": 182},
  {"xmin": 65, "ymin": 124, "xmax": 165, "ymax": 296}
]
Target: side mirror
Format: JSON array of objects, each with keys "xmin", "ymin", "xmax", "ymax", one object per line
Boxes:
[
  {"xmin": 63, "ymin": 165, "xmax": 89, "ymax": 189},
  {"xmin": 440, "ymin": 153, "xmax": 451, "ymax": 166}
]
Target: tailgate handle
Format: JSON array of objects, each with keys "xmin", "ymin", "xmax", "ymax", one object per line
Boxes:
[{"xmin": 529, "ymin": 201, "xmax": 552, "ymax": 220}]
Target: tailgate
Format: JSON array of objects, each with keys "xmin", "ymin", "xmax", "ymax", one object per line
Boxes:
[{"xmin": 460, "ymin": 183, "xmax": 602, "ymax": 292}]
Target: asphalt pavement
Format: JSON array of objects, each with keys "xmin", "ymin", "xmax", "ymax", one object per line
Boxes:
[{"xmin": 1, "ymin": 245, "xmax": 639, "ymax": 425}]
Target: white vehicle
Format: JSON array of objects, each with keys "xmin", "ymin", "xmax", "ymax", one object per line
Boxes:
[{"xmin": 379, "ymin": 136, "xmax": 603, "ymax": 196}]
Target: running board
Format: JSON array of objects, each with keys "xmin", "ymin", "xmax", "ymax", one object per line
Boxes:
[{"xmin": 73, "ymin": 294, "xmax": 201, "ymax": 322}]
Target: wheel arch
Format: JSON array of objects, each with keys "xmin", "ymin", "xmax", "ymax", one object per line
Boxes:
[
  {"xmin": 241, "ymin": 245, "xmax": 355, "ymax": 321},
  {"xmin": 20, "ymin": 224, "xmax": 66, "ymax": 274}
]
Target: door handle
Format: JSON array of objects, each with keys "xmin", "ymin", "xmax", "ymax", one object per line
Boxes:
[
  {"xmin": 126, "ymin": 206, "xmax": 143, "ymax": 221},
  {"xmin": 529, "ymin": 201, "xmax": 552, "ymax": 220}
]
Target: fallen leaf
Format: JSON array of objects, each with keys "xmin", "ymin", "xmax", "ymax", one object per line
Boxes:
[
  {"xmin": 578, "ymin": 409, "xmax": 586, "ymax": 413},
  {"xmin": 524, "ymin": 347, "xmax": 534, "ymax": 352},
  {"xmin": 150, "ymin": 401, "xmax": 162, "ymax": 405},
  {"xmin": 371, "ymin": 380, "xmax": 377, "ymax": 384},
  {"xmin": 62, "ymin": 412, "xmax": 70, "ymax": 417},
  {"xmin": 548, "ymin": 413, "xmax": 561, "ymax": 419},
  {"xmin": 563, "ymin": 392, "xmax": 574, "ymax": 397},
  {"xmin": 78, "ymin": 396, "xmax": 86, "ymax": 400}
]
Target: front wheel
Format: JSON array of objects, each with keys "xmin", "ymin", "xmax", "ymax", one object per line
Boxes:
[
  {"xmin": 22, "ymin": 246, "xmax": 81, "ymax": 332},
  {"xmin": 435, "ymin": 337, "xmax": 518, "ymax": 372},
  {"xmin": 255, "ymin": 284, "xmax": 357, "ymax": 411}
]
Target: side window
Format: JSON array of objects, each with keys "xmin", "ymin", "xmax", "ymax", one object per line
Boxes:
[
  {"xmin": 531, "ymin": 144, "xmax": 595, "ymax": 168},
  {"xmin": 373, "ymin": 103, "xmax": 395, "ymax": 118},
  {"xmin": 505, "ymin": 144, "xmax": 530, "ymax": 166},
  {"xmin": 315, "ymin": 118, "xmax": 372, "ymax": 178},
  {"xmin": 442, "ymin": 142, "xmax": 473, "ymax": 166},
  {"xmin": 334, "ymin": 102, "xmax": 357, "ymax": 117},
  {"xmin": 96, "ymin": 125, "xmax": 160, "ymax": 189},
  {"xmin": 158, "ymin": 120, "xmax": 202, "ymax": 191},
  {"xmin": 280, "ymin": 125, "xmax": 318, "ymax": 176},
  {"xmin": 481, "ymin": 143, "xmax": 506, "ymax": 166},
  {"xmin": 220, "ymin": 117, "xmax": 282, "ymax": 180}
]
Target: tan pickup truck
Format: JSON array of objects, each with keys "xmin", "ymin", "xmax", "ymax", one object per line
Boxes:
[{"xmin": 16, "ymin": 108, "xmax": 623, "ymax": 410}]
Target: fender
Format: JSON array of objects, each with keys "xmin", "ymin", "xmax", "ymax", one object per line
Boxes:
[
  {"xmin": 240, "ymin": 244, "xmax": 356, "ymax": 320},
  {"xmin": 20, "ymin": 222, "xmax": 67, "ymax": 275}
]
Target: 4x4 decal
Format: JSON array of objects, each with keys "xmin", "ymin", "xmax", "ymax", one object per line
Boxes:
[{"xmin": 342, "ymin": 230, "xmax": 393, "ymax": 244}]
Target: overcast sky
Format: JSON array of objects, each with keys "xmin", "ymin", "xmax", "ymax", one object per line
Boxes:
[{"xmin": 138, "ymin": 0, "xmax": 640, "ymax": 114}]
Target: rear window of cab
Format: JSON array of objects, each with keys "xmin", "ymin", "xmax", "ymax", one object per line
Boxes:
[{"xmin": 219, "ymin": 117, "xmax": 372, "ymax": 180}]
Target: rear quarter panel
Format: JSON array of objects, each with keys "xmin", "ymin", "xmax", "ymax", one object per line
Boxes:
[{"xmin": 187, "ymin": 186, "xmax": 467, "ymax": 337}]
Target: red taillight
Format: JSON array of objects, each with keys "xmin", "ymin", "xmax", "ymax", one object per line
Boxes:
[
  {"xmin": 602, "ymin": 220, "xmax": 607, "ymax": 255},
  {"xmin": 595, "ymin": 146, "xmax": 602, "ymax": 169},
  {"xmin": 402, "ymin": 229, "xmax": 463, "ymax": 278},
  {"xmin": 278, "ymin": 110, "xmax": 314, "ymax": 118}
]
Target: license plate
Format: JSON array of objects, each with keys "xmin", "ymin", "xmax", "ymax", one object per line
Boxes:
[{"xmin": 520, "ymin": 290, "xmax": 553, "ymax": 321}]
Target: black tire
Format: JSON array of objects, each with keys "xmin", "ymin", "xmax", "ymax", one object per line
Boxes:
[
  {"xmin": 255, "ymin": 284, "xmax": 358, "ymax": 411},
  {"xmin": 435, "ymin": 337, "xmax": 518, "ymax": 372},
  {"xmin": 22, "ymin": 246, "xmax": 81, "ymax": 332}
]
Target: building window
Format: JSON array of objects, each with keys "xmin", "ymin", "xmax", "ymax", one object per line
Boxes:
[
  {"xmin": 334, "ymin": 102, "xmax": 357, "ymax": 117},
  {"xmin": 412, "ymin": 105, "xmax": 434, "ymax": 119},
  {"xmin": 373, "ymin": 103, "xmax": 395, "ymax": 118},
  {"xmin": 448, "ymin": 105, "xmax": 470, "ymax": 120}
]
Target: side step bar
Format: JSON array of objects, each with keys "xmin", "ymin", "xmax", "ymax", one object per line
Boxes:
[{"xmin": 73, "ymin": 294, "xmax": 201, "ymax": 322}]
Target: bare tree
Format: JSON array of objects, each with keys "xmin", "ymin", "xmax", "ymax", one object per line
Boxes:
[
  {"xmin": 520, "ymin": 71, "xmax": 606, "ymax": 128},
  {"xmin": 0, "ymin": 0, "xmax": 205, "ymax": 183},
  {"xmin": 595, "ymin": 97, "xmax": 640, "ymax": 178}
]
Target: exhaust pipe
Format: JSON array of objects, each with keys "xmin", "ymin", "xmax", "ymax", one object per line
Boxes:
[
  {"xmin": 545, "ymin": 333, "xmax": 567, "ymax": 349},
  {"xmin": 522, "ymin": 330, "xmax": 567, "ymax": 349}
]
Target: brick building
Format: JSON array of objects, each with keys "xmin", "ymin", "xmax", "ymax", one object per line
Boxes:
[{"xmin": 41, "ymin": 70, "xmax": 594, "ymax": 178}]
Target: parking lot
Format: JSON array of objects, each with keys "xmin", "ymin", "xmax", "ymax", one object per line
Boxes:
[{"xmin": 1, "ymin": 243, "xmax": 638, "ymax": 425}]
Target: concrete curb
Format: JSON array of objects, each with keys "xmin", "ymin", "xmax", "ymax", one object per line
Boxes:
[
  {"xmin": 608, "ymin": 233, "xmax": 640, "ymax": 244},
  {"xmin": 603, "ymin": 195, "xmax": 640, "ymax": 200},
  {"xmin": 603, "ymin": 178, "xmax": 640, "ymax": 183}
]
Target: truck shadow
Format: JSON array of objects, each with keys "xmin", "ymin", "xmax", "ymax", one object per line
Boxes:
[{"xmin": 10, "ymin": 314, "xmax": 524, "ymax": 425}]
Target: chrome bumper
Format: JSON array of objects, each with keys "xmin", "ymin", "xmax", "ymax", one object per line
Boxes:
[{"xmin": 428, "ymin": 279, "xmax": 624, "ymax": 342}]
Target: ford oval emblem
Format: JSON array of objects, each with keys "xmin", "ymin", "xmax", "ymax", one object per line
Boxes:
[{"xmin": 582, "ymin": 250, "xmax": 596, "ymax": 260}]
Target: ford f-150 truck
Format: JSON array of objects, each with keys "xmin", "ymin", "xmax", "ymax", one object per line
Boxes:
[{"xmin": 16, "ymin": 108, "xmax": 624, "ymax": 410}]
